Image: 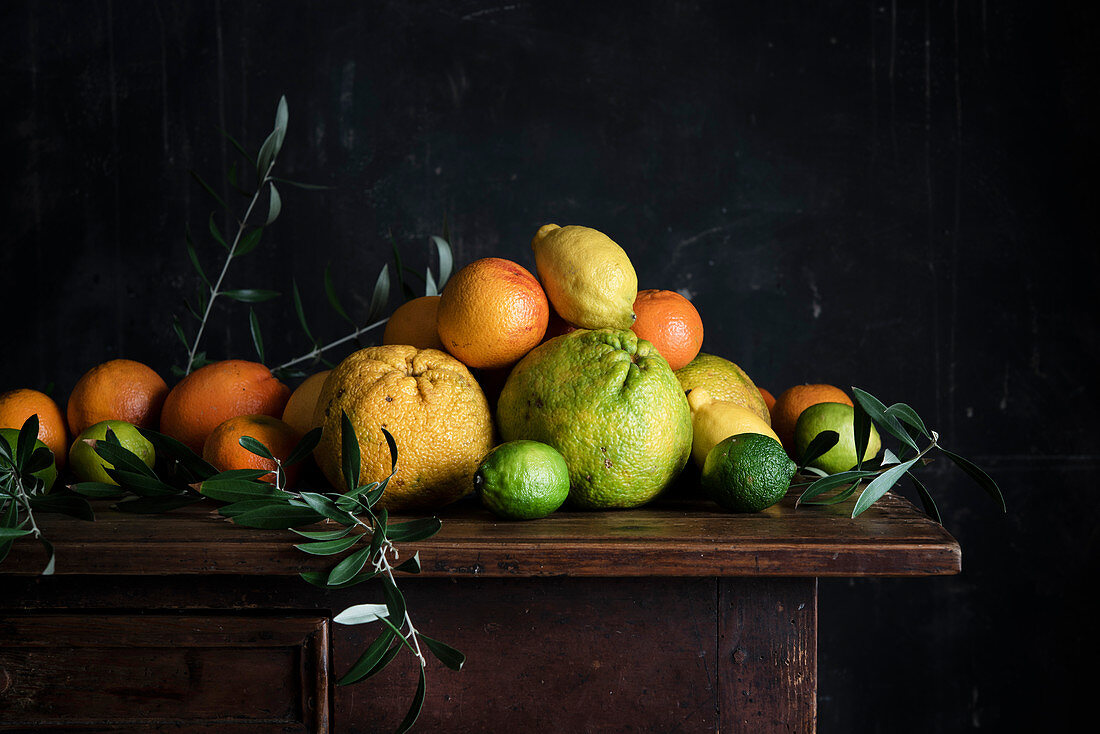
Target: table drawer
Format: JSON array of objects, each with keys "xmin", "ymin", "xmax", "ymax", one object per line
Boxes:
[{"xmin": 0, "ymin": 614, "xmax": 329, "ymax": 732}]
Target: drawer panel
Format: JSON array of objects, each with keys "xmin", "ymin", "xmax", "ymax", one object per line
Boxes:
[{"xmin": 0, "ymin": 615, "xmax": 329, "ymax": 732}]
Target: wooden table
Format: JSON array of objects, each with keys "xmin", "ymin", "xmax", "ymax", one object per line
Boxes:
[{"xmin": 0, "ymin": 488, "xmax": 959, "ymax": 733}]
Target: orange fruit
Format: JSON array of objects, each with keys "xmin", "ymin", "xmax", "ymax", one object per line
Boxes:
[
  {"xmin": 436, "ymin": 257, "xmax": 549, "ymax": 369},
  {"xmin": 313, "ymin": 345, "xmax": 494, "ymax": 511},
  {"xmin": 281, "ymin": 370, "xmax": 330, "ymax": 437},
  {"xmin": 203, "ymin": 415, "xmax": 302, "ymax": 486},
  {"xmin": 771, "ymin": 384, "xmax": 853, "ymax": 453},
  {"xmin": 541, "ymin": 305, "xmax": 577, "ymax": 343},
  {"xmin": 66, "ymin": 358, "xmax": 169, "ymax": 436},
  {"xmin": 630, "ymin": 289, "xmax": 704, "ymax": 371},
  {"xmin": 759, "ymin": 387, "xmax": 777, "ymax": 415},
  {"xmin": 159, "ymin": 360, "xmax": 291, "ymax": 455},
  {"xmin": 0, "ymin": 389, "xmax": 68, "ymax": 467},
  {"xmin": 382, "ymin": 296, "xmax": 445, "ymax": 350}
]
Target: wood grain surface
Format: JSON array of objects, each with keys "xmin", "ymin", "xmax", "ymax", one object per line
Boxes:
[{"xmin": 2, "ymin": 489, "xmax": 959, "ymax": 579}]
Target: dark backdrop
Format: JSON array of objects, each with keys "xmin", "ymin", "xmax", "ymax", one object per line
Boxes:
[{"xmin": 2, "ymin": 1, "xmax": 1095, "ymax": 731}]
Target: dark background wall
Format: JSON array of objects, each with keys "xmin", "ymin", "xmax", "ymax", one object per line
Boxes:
[{"xmin": 2, "ymin": 1, "xmax": 1095, "ymax": 731}]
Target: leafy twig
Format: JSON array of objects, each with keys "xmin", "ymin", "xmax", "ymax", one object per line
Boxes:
[{"xmin": 794, "ymin": 387, "xmax": 1006, "ymax": 523}]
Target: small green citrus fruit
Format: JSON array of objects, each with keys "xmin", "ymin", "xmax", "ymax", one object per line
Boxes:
[{"xmin": 475, "ymin": 440, "xmax": 570, "ymax": 520}]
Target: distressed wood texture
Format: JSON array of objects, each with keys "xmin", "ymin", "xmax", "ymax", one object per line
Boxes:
[
  {"xmin": 0, "ymin": 615, "xmax": 330, "ymax": 732},
  {"xmin": 2, "ymin": 490, "xmax": 960, "ymax": 578},
  {"xmin": 719, "ymin": 579, "xmax": 818, "ymax": 733}
]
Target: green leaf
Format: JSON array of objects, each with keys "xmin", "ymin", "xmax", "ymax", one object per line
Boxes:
[
  {"xmin": 341, "ymin": 411, "xmax": 361, "ymax": 492},
  {"xmin": 291, "ymin": 279, "xmax": 315, "ymax": 343},
  {"xmin": 236, "ymin": 228, "xmax": 263, "ymax": 256},
  {"xmin": 299, "ymin": 568, "xmax": 379, "ymax": 589},
  {"xmin": 138, "ymin": 429, "xmax": 218, "ymax": 481},
  {"xmin": 852, "ymin": 457, "xmax": 920, "ymax": 518},
  {"xmin": 394, "ymin": 667, "xmax": 426, "ymax": 734},
  {"xmin": 222, "ymin": 288, "xmax": 280, "ymax": 303},
  {"xmin": 884, "ymin": 403, "xmax": 930, "ymax": 438},
  {"xmin": 218, "ymin": 126, "xmax": 257, "ymax": 166},
  {"xmin": 229, "ymin": 504, "xmax": 325, "ymax": 529},
  {"xmin": 113, "ymin": 495, "xmax": 202, "ymax": 514},
  {"xmin": 69, "ymin": 482, "xmax": 127, "ymax": 499},
  {"xmin": 366, "ymin": 265, "xmax": 391, "ymax": 323},
  {"xmin": 939, "ymin": 448, "xmax": 1006, "ymax": 512},
  {"xmin": 327, "ymin": 546, "xmax": 373, "ymax": 586},
  {"xmin": 92, "ymin": 441, "xmax": 157, "ymax": 479},
  {"xmin": 298, "ymin": 491, "xmax": 357, "ymax": 525},
  {"xmin": 431, "ymin": 235, "xmax": 453, "ymax": 289},
  {"xmin": 363, "ymin": 482, "xmax": 387, "ymax": 508},
  {"xmin": 292, "ymin": 526, "xmax": 353, "ymax": 541},
  {"xmin": 197, "ymin": 479, "xmax": 288, "ymax": 503},
  {"xmin": 271, "ymin": 177, "xmax": 331, "ymax": 191},
  {"xmin": 187, "ymin": 241, "xmax": 212, "ymax": 288},
  {"xmin": 286, "ymin": 427, "xmax": 322, "ymax": 467},
  {"xmin": 266, "ymin": 183, "xmax": 281, "ymax": 225},
  {"xmin": 797, "ymin": 430, "xmax": 838, "ymax": 469},
  {"xmin": 238, "ymin": 435, "xmax": 275, "ymax": 462},
  {"xmin": 295, "ymin": 535, "xmax": 362, "ymax": 556},
  {"xmin": 248, "ymin": 308, "xmax": 265, "ymax": 364},
  {"xmin": 0, "ymin": 527, "xmax": 32, "ymax": 540},
  {"xmin": 395, "ymin": 551, "xmax": 421, "ymax": 574},
  {"xmin": 324, "ymin": 265, "xmax": 355, "ymax": 326},
  {"xmin": 382, "ymin": 576, "xmax": 406, "ymax": 626},
  {"xmin": 386, "ymin": 517, "xmax": 442, "ymax": 543},
  {"xmin": 803, "ymin": 480, "xmax": 861, "ymax": 505},
  {"xmin": 218, "ymin": 499, "xmax": 288, "ymax": 517},
  {"xmin": 25, "ymin": 446, "xmax": 54, "ymax": 475},
  {"xmin": 274, "ymin": 95, "xmax": 289, "ymax": 137},
  {"xmin": 908, "ymin": 472, "xmax": 942, "ymax": 524},
  {"xmin": 172, "ymin": 316, "xmax": 189, "ymax": 351},
  {"xmin": 852, "ymin": 396, "xmax": 872, "ymax": 470},
  {"xmin": 256, "ymin": 127, "xmax": 283, "ymax": 179},
  {"xmin": 338, "ymin": 628, "xmax": 397, "ymax": 686},
  {"xmin": 381, "ymin": 427, "xmax": 398, "ymax": 477},
  {"xmin": 421, "ymin": 633, "xmax": 465, "ymax": 671},
  {"xmin": 424, "ymin": 267, "xmax": 438, "ymax": 297},
  {"xmin": 190, "ymin": 170, "xmax": 227, "ymax": 210},
  {"xmin": 209, "ymin": 468, "xmax": 273, "ymax": 482},
  {"xmin": 40, "ymin": 538, "xmax": 55, "ymax": 575},
  {"xmin": 16, "ymin": 414, "xmax": 39, "ymax": 470},
  {"xmin": 208, "ymin": 212, "xmax": 228, "ymax": 249},
  {"xmin": 797, "ymin": 470, "xmax": 879, "ymax": 506},
  {"xmin": 851, "ymin": 387, "xmax": 919, "ymax": 452},
  {"xmin": 104, "ymin": 468, "xmax": 178, "ymax": 496},
  {"xmin": 29, "ymin": 492, "xmax": 94, "ymax": 521}
]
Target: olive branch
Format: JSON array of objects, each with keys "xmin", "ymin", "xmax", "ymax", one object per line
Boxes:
[{"xmin": 793, "ymin": 387, "xmax": 1005, "ymax": 522}]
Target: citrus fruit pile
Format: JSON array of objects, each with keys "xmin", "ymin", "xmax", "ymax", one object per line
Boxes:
[{"xmin": 0, "ymin": 223, "xmax": 882, "ymax": 519}]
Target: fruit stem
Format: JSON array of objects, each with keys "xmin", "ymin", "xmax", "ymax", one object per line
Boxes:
[{"xmin": 183, "ymin": 160, "xmax": 278, "ymax": 375}]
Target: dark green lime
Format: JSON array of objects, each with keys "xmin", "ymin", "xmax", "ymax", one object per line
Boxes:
[
  {"xmin": 475, "ymin": 440, "xmax": 570, "ymax": 520},
  {"xmin": 701, "ymin": 432, "xmax": 797, "ymax": 513}
]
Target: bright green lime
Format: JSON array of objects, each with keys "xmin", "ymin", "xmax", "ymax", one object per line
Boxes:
[
  {"xmin": 475, "ymin": 440, "xmax": 570, "ymax": 520},
  {"xmin": 701, "ymin": 432, "xmax": 797, "ymax": 513},
  {"xmin": 69, "ymin": 420, "xmax": 155, "ymax": 486},
  {"xmin": 794, "ymin": 402, "xmax": 882, "ymax": 474},
  {"xmin": 0, "ymin": 427, "xmax": 57, "ymax": 493}
]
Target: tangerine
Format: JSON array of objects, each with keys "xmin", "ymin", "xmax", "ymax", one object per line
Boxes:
[
  {"xmin": 436, "ymin": 258, "xmax": 549, "ymax": 369},
  {"xmin": 771, "ymin": 384, "xmax": 853, "ymax": 454},
  {"xmin": 382, "ymin": 296, "xmax": 445, "ymax": 351},
  {"xmin": 67, "ymin": 358, "xmax": 169, "ymax": 435},
  {"xmin": 159, "ymin": 360, "xmax": 290, "ymax": 454},
  {"xmin": 0, "ymin": 389, "xmax": 68, "ymax": 468},
  {"xmin": 759, "ymin": 387, "xmax": 777, "ymax": 416},
  {"xmin": 630, "ymin": 289, "xmax": 704, "ymax": 371},
  {"xmin": 203, "ymin": 414, "xmax": 302, "ymax": 486}
]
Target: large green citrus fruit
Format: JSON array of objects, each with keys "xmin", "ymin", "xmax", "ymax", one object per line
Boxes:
[
  {"xmin": 69, "ymin": 420, "xmax": 155, "ymax": 486},
  {"xmin": 496, "ymin": 329, "xmax": 692, "ymax": 509},
  {"xmin": 793, "ymin": 402, "xmax": 882, "ymax": 474}
]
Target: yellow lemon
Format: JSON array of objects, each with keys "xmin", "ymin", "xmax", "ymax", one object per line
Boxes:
[
  {"xmin": 687, "ymin": 388, "xmax": 779, "ymax": 469},
  {"xmin": 531, "ymin": 224, "xmax": 637, "ymax": 330}
]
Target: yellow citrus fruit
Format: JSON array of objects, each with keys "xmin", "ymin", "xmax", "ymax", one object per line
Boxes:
[
  {"xmin": 382, "ymin": 296, "xmax": 445, "ymax": 351},
  {"xmin": 771, "ymin": 384, "xmax": 853, "ymax": 454},
  {"xmin": 531, "ymin": 224, "xmax": 638, "ymax": 330},
  {"xmin": 686, "ymin": 388, "xmax": 780, "ymax": 469},
  {"xmin": 675, "ymin": 353, "xmax": 771, "ymax": 425},
  {"xmin": 436, "ymin": 258, "xmax": 549, "ymax": 369},
  {"xmin": 0, "ymin": 389, "xmax": 68, "ymax": 468},
  {"xmin": 313, "ymin": 345, "xmax": 493, "ymax": 511},
  {"xmin": 497, "ymin": 329, "xmax": 692, "ymax": 509},
  {"xmin": 281, "ymin": 371, "xmax": 331, "ymax": 437}
]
